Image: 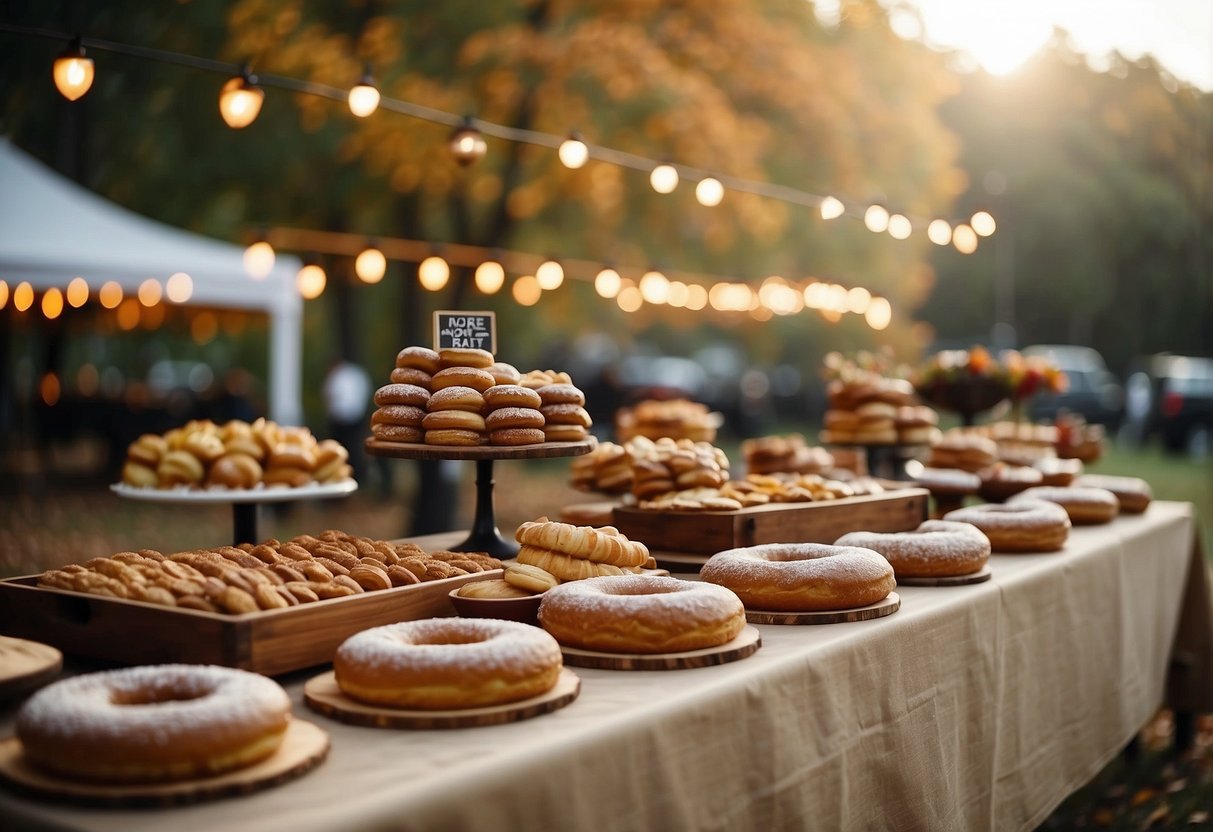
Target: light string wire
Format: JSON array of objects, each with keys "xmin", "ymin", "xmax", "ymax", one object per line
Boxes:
[{"xmin": 0, "ymin": 22, "xmax": 992, "ymax": 231}]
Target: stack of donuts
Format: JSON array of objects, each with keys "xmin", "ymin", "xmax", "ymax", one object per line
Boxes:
[
  {"xmin": 121, "ymin": 418, "xmax": 351, "ymax": 490},
  {"xmin": 820, "ymin": 375, "xmax": 939, "ymax": 446},
  {"xmin": 569, "ymin": 441, "xmax": 632, "ymax": 494},
  {"xmin": 371, "ymin": 346, "xmax": 589, "ymax": 447},
  {"xmin": 742, "ymin": 434, "xmax": 834, "ymax": 476},
  {"xmin": 515, "ymin": 517, "xmax": 654, "ymax": 583},
  {"xmin": 926, "ymin": 431, "xmax": 1000, "ymax": 472},
  {"xmin": 37, "ymin": 531, "xmax": 501, "ymax": 614},
  {"xmin": 614, "ymin": 398, "xmax": 721, "ymax": 443}
]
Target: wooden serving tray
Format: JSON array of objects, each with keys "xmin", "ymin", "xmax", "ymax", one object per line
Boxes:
[
  {"xmin": 613, "ymin": 488, "xmax": 929, "ymax": 556},
  {"xmin": 0, "ymin": 571, "xmax": 494, "ymax": 676}
]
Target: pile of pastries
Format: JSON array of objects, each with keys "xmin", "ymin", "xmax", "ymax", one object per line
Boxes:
[
  {"xmin": 370, "ymin": 346, "xmax": 591, "ymax": 447},
  {"xmin": 515, "ymin": 517, "xmax": 654, "ymax": 582},
  {"xmin": 37, "ymin": 530, "xmax": 501, "ymax": 614},
  {"xmin": 638, "ymin": 472, "xmax": 885, "ymax": 512},
  {"xmin": 742, "ymin": 434, "xmax": 834, "ymax": 476},
  {"xmin": 121, "ymin": 419, "xmax": 351, "ymax": 490},
  {"xmin": 614, "ymin": 398, "xmax": 721, "ymax": 443},
  {"xmin": 631, "ymin": 436, "xmax": 730, "ymax": 500},
  {"xmin": 819, "ymin": 352, "xmax": 941, "ymax": 446}
]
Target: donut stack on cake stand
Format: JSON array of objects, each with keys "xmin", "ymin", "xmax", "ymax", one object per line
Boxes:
[
  {"xmin": 364, "ymin": 438, "xmax": 594, "ymax": 557},
  {"xmin": 110, "ymin": 480, "xmax": 358, "ymax": 546}
]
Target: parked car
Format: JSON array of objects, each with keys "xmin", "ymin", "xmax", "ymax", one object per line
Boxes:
[
  {"xmin": 1123, "ymin": 354, "xmax": 1213, "ymax": 454},
  {"xmin": 1022, "ymin": 345, "xmax": 1124, "ymax": 428}
]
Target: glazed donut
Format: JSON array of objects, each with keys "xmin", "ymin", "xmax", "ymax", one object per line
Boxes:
[
  {"xmin": 486, "ymin": 407, "xmax": 545, "ymax": 430},
  {"xmin": 1010, "ymin": 486, "xmax": 1119, "ymax": 525},
  {"xmin": 389, "ymin": 367, "xmax": 432, "ymax": 388},
  {"xmin": 431, "ymin": 366, "xmax": 496, "ymax": 393},
  {"xmin": 487, "ymin": 362, "xmax": 521, "ymax": 385},
  {"xmin": 438, "ymin": 347, "xmax": 494, "ymax": 369},
  {"xmin": 491, "ymin": 428, "xmax": 546, "ymax": 446},
  {"xmin": 544, "ymin": 425, "xmax": 589, "ymax": 442},
  {"xmin": 157, "ymin": 450, "xmax": 205, "ymax": 486},
  {"xmin": 537, "ymin": 384, "xmax": 585, "ymax": 406},
  {"xmin": 421, "ymin": 410, "xmax": 486, "ymax": 432},
  {"xmin": 207, "ymin": 453, "xmax": 263, "ymax": 489},
  {"xmin": 834, "ymin": 521, "xmax": 990, "ymax": 578},
  {"xmin": 122, "ymin": 460, "xmax": 159, "ymax": 488},
  {"xmin": 426, "ymin": 386, "xmax": 485, "ymax": 413},
  {"xmin": 700, "ymin": 543, "xmax": 896, "ymax": 612},
  {"xmin": 540, "ymin": 404, "xmax": 592, "ymax": 427},
  {"xmin": 372, "ymin": 424, "xmax": 423, "ymax": 443},
  {"xmin": 943, "ymin": 499, "xmax": 1071, "ymax": 552},
  {"xmin": 1033, "ymin": 456, "xmax": 1083, "ymax": 487},
  {"xmin": 1073, "ymin": 474, "xmax": 1152, "ymax": 514},
  {"xmin": 977, "ymin": 463, "xmax": 1043, "ymax": 502},
  {"xmin": 16, "ymin": 665, "xmax": 290, "ymax": 783},
  {"xmin": 424, "ymin": 428, "xmax": 482, "ymax": 446},
  {"xmin": 505, "ymin": 563, "xmax": 559, "ymax": 592},
  {"xmin": 374, "ymin": 383, "xmax": 431, "ymax": 408},
  {"xmin": 373, "ymin": 405, "xmax": 426, "ymax": 427},
  {"xmin": 538, "ymin": 575, "xmax": 745, "ymax": 654},
  {"xmin": 483, "ymin": 384, "xmax": 542, "ymax": 411},
  {"xmin": 396, "ymin": 346, "xmax": 441, "ymax": 373},
  {"xmin": 912, "ymin": 467, "xmax": 981, "ymax": 497},
  {"xmin": 333, "ymin": 618, "xmax": 562, "ymax": 709}
]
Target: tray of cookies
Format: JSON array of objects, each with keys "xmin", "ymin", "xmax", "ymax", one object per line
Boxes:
[{"xmin": 0, "ymin": 532, "xmax": 501, "ymax": 676}]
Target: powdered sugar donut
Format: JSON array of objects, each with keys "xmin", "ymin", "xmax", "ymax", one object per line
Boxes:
[
  {"xmin": 700, "ymin": 543, "xmax": 895, "ymax": 612},
  {"xmin": 944, "ymin": 499, "xmax": 1071, "ymax": 552},
  {"xmin": 16, "ymin": 664, "xmax": 290, "ymax": 782},
  {"xmin": 538, "ymin": 575, "xmax": 745, "ymax": 653},
  {"xmin": 1010, "ymin": 486, "xmax": 1119, "ymax": 525},
  {"xmin": 1073, "ymin": 474, "xmax": 1152, "ymax": 514},
  {"xmin": 835, "ymin": 520, "xmax": 990, "ymax": 578},
  {"xmin": 334, "ymin": 618, "xmax": 562, "ymax": 709}
]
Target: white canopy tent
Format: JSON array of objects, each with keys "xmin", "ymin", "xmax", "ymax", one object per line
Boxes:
[{"xmin": 0, "ymin": 137, "xmax": 303, "ymax": 423}]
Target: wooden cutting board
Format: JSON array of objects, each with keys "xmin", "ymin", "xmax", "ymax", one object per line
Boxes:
[
  {"xmin": 559, "ymin": 624, "xmax": 761, "ymax": 670},
  {"xmin": 303, "ymin": 668, "xmax": 580, "ymax": 729},
  {"xmin": 745, "ymin": 592, "xmax": 901, "ymax": 625}
]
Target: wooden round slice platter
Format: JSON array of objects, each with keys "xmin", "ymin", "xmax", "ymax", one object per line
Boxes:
[
  {"xmin": 303, "ymin": 667, "xmax": 580, "ymax": 729},
  {"xmin": 0, "ymin": 719, "xmax": 329, "ymax": 807},
  {"xmin": 896, "ymin": 564, "xmax": 992, "ymax": 587},
  {"xmin": 746, "ymin": 592, "xmax": 901, "ymax": 625},
  {"xmin": 0, "ymin": 637, "xmax": 62, "ymax": 700},
  {"xmin": 559, "ymin": 624, "xmax": 761, "ymax": 671}
]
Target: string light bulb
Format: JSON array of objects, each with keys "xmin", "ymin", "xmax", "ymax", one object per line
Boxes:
[
  {"xmin": 952, "ymin": 224, "xmax": 979, "ymax": 254},
  {"xmin": 639, "ymin": 270, "xmax": 670, "ymax": 304},
  {"xmin": 243, "ymin": 239, "xmax": 275, "ymax": 279},
  {"xmin": 971, "ymin": 210, "xmax": 997, "ymax": 237},
  {"xmin": 927, "ymin": 219, "xmax": 952, "ymax": 245},
  {"xmin": 887, "ymin": 214, "xmax": 912, "ymax": 240},
  {"xmin": 616, "ymin": 285, "xmax": 643, "ymax": 312},
  {"xmin": 14, "ymin": 282, "xmax": 34, "ymax": 312},
  {"xmin": 685, "ymin": 283, "xmax": 708, "ymax": 310},
  {"xmin": 650, "ymin": 164, "xmax": 679, "ymax": 194},
  {"xmin": 418, "ymin": 255, "xmax": 450, "ymax": 291},
  {"xmin": 594, "ymin": 268, "xmax": 622, "ymax": 298},
  {"xmin": 166, "ymin": 272, "xmax": 194, "ymax": 303},
  {"xmin": 449, "ymin": 117, "xmax": 488, "ymax": 167},
  {"xmin": 347, "ymin": 70, "xmax": 380, "ymax": 118},
  {"xmin": 41, "ymin": 287, "xmax": 64, "ymax": 320},
  {"xmin": 864, "ymin": 204, "xmax": 890, "ymax": 233},
  {"xmin": 535, "ymin": 260, "xmax": 564, "ymax": 290},
  {"xmin": 695, "ymin": 177, "xmax": 724, "ymax": 207},
  {"xmin": 66, "ymin": 277, "xmax": 89, "ymax": 307},
  {"xmin": 53, "ymin": 37, "xmax": 94, "ymax": 101},
  {"xmin": 557, "ymin": 133, "xmax": 589, "ymax": 169},
  {"xmin": 218, "ymin": 68, "xmax": 264, "ymax": 129},
  {"xmin": 0, "ymin": 281, "xmax": 8, "ymax": 310},
  {"xmin": 512, "ymin": 275, "xmax": 542, "ymax": 306},
  {"xmin": 355, "ymin": 247, "xmax": 387, "ymax": 284},
  {"xmin": 296, "ymin": 263, "xmax": 327, "ymax": 299},
  {"xmin": 98, "ymin": 281, "xmax": 123, "ymax": 308},
  {"xmin": 865, "ymin": 296, "xmax": 892, "ymax": 330},
  {"xmin": 474, "ymin": 260, "xmax": 505, "ymax": 294},
  {"xmin": 137, "ymin": 278, "xmax": 162, "ymax": 306},
  {"xmin": 820, "ymin": 196, "xmax": 845, "ymax": 220}
]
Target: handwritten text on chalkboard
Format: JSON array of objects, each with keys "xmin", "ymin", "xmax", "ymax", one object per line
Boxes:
[{"xmin": 433, "ymin": 310, "xmax": 496, "ymax": 352}]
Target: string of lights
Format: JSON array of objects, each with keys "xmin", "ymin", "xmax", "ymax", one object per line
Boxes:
[{"xmin": 1, "ymin": 22, "xmax": 997, "ymax": 245}]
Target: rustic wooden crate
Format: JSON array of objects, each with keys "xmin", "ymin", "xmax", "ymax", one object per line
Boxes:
[
  {"xmin": 613, "ymin": 488, "xmax": 929, "ymax": 556},
  {"xmin": 0, "ymin": 571, "xmax": 492, "ymax": 676}
]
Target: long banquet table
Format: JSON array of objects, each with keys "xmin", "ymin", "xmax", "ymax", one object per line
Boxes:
[{"xmin": 1, "ymin": 501, "xmax": 1209, "ymax": 831}]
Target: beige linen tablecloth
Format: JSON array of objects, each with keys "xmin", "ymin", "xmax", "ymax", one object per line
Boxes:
[{"xmin": 0, "ymin": 502, "xmax": 1203, "ymax": 832}]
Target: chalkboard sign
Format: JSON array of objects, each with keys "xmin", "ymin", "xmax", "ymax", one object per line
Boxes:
[{"xmin": 433, "ymin": 310, "xmax": 497, "ymax": 353}]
